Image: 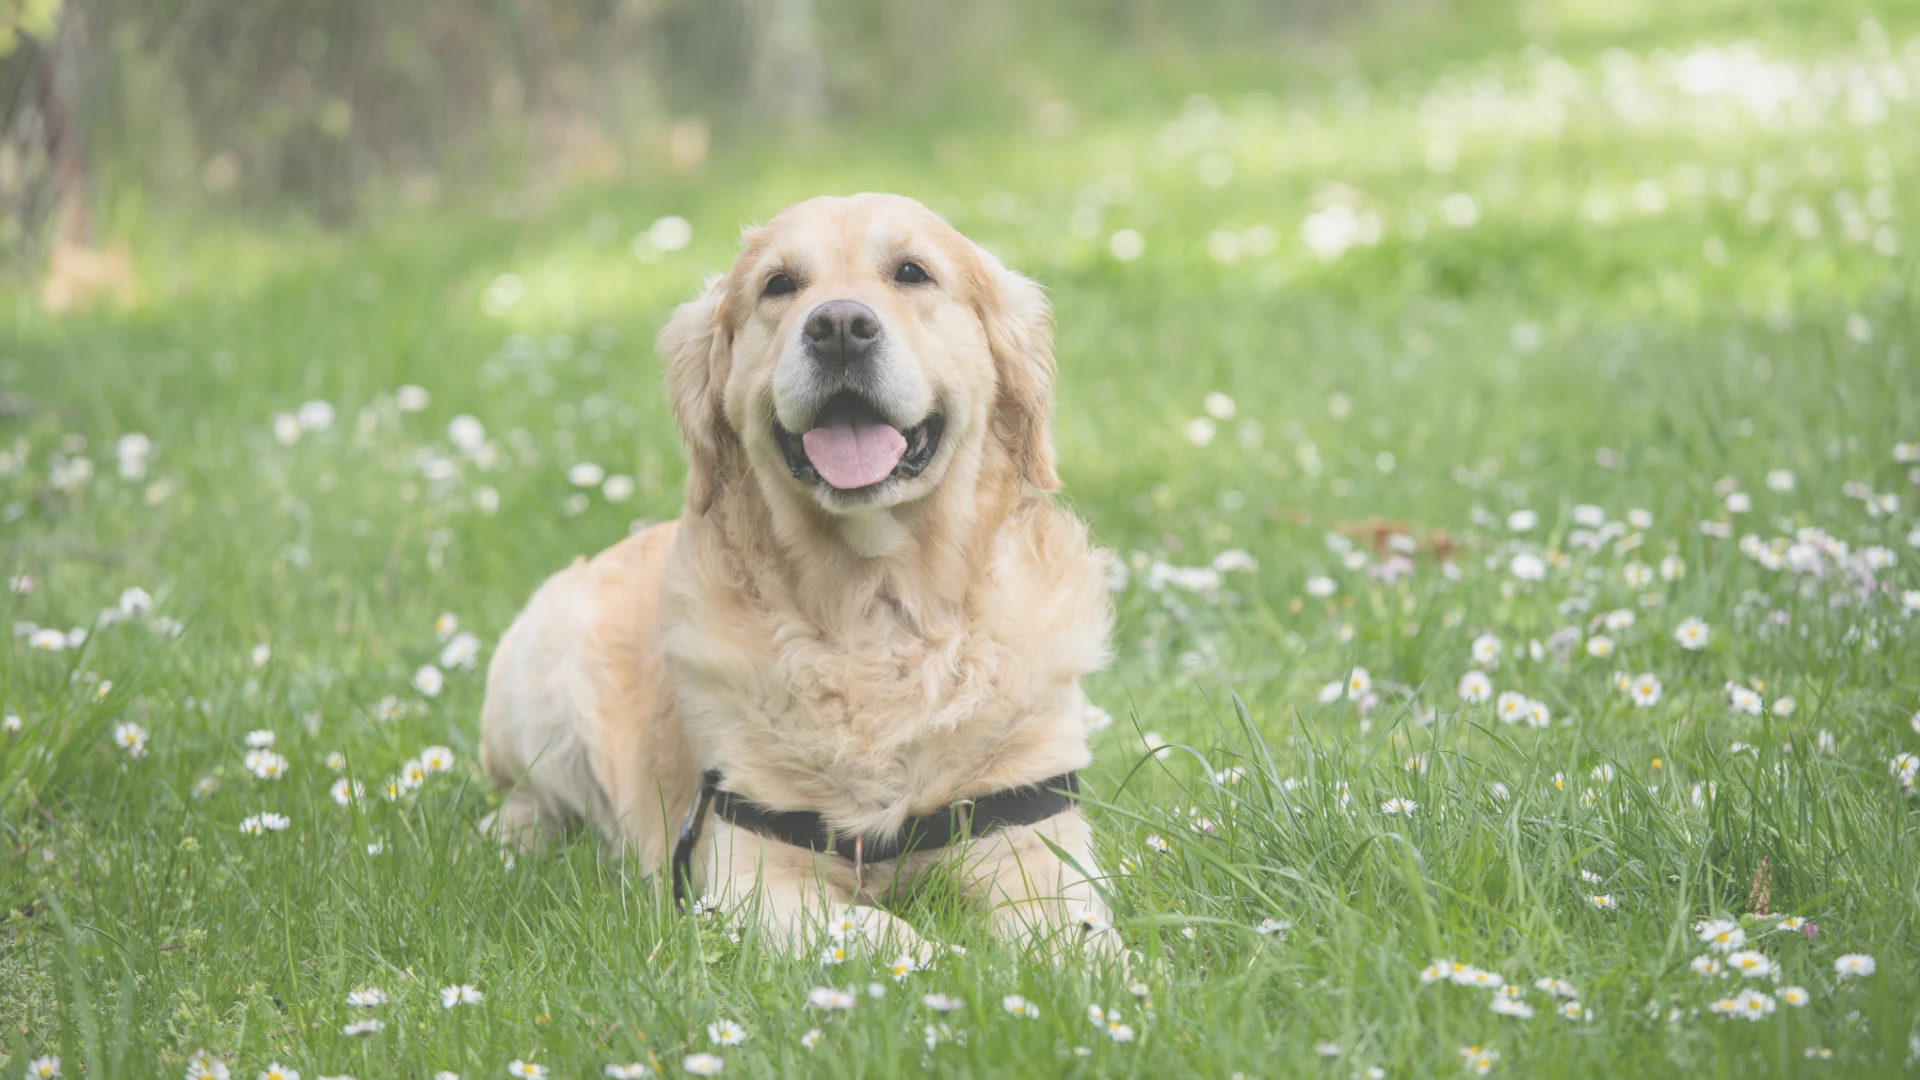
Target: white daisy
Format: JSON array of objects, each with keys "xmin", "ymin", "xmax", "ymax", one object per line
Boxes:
[
  {"xmin": 1471, "ymin": 634, "xmax": 1501, "ymax": 666},
  {"xmin": 681, "ymin": 1055, "xmax": 724, "ymax": 1077},
  {"xmin": 707, "ymin": 1019, "xmax": 747, "ymax": 1046},
  {"xmin": 184, "ymin": 1050, "xmax": 231, "ymax": 1080},
  {"xmin": 114, "ymin": 722, "xmax": 150, "ymax": 758},
  {"xmin": 346, "ymin": 987, "xmax": 388, "ymax": 1007},
  {"xmin": 1697, "ymin": 920, "xmax": 1746, "ymax": 952},
  {"xmin": 1629, "ymin": 673, "xmax": 1663, "ymax": 707},
  {"xmin": 507, "ymin": 1062, "xmax": 546, "ymax": 1080},
  {"xmin": 1834, "ymin": 954, "xmax": 1875, "ymax": 978},
  {"xmin": 1002, "ymin": 994, "xmax": 1041, "ymax": 1018},
  {"xmin": 1458, "ymin": 670, "xmax": 1493, "ymax": 703},
  {"xmin": 1674, "ymin": 617, "xmax": 1711, "ymax": 650},
  {"xmin": 440, "ymin": 984, "xmax": 483, "ymax": 1008},
  {"xmin": 807, "ymin": 986, "xmax": 856, "ymax": 1010}
]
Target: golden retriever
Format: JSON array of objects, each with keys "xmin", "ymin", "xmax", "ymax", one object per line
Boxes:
[{"xmin": 478, "ymin": 193, "xmax": 1114, "ymax": 955}]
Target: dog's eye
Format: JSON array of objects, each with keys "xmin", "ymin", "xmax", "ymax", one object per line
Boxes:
[
  {"xmin": 764, "ymin": 273, "xmax": 797, "ymax": 297},
  {"xmin": 894, "ymin": 261, "xmax": 930, "ymax": 285}
]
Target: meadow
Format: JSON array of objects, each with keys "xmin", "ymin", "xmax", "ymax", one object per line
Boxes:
[{"xmin": 4, "ymin": 1, "xmax": 1920, "ymax": 1076}]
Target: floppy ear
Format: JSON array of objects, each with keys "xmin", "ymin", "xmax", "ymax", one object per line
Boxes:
[
  {"xmin": 975, "ymin": 249, "xmax": 1061, "ymax": 492},
  {"xmin": 659, "ymin": 278, "xmax": 734, "ymax": 514}
]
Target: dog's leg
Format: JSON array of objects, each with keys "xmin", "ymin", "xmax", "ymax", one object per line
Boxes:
[
  {"xmin": 701, "ymin": 819, "xmax": 932, "ymax": 958},
  {"xmin": 479, "ymin": 787, "xmax": 568, "ymax": 851},
  {"xmin": 962, "ymin": 809, "xmax": 1119, "ymax": 955}
]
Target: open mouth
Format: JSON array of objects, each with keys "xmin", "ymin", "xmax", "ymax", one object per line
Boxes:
[{"xmin": 773, "ymin": 391, "xmax": 944, "ymax": 493}]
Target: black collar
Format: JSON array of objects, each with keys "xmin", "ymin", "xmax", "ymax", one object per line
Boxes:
[{"xmin": 672, "ymin": 770, "xmax": 1080, "ymax": 905}]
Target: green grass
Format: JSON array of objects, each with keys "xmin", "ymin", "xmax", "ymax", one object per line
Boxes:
[{"xmin": 5, "ymin": 2, "xmax": 1920, "ymax": 1077}]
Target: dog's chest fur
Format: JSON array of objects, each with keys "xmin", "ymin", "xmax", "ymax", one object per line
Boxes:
[{"xmin": 660, "ymin": 504, "xmax": 1111, "ymax": 837}]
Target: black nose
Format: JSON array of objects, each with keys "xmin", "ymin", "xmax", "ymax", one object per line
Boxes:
[{"xmin": 802, "ymin": 300, "xmax": 881, "ymax": 368}]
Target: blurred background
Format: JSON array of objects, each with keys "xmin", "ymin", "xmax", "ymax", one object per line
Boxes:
[{"xmin": 1, "ymin": 0, "xmax": 1372, "ymax": 253}]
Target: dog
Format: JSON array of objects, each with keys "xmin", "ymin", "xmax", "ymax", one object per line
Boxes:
[{"xmin": 478, "ymin": 193, "xmax": 1115, "ymax": 955}]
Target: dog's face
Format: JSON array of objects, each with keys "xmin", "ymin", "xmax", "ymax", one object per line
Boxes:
[{"xmin": 661, "ymin": 194, "xmax": 1058, "ymax": 527}]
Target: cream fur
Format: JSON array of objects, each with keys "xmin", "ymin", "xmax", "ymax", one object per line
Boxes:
[{"xmin": 480, "ymin": 193, "xmax": 1114, "ymax": 955}]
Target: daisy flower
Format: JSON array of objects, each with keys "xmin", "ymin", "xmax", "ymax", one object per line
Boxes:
[
  {"xmin": 1534, "ymin": 978, "xmax": 1578, "ymax": 998},
  {"xmin": 1578, "ymin": 869, "xmax": 1602, "ymax": 885},
  {"xmin": 413, "ymin": 664, "xmax": 445, "ymax": 697},
  {"xmin": 1525, "ymin": 699, "xmax": 1551, "ymax": 728},
  {"xmin": 1729, "ymin": 989, "xmax": 1776, "ymax": 1021},
  {"xmin": 820, "ymin": 944, "xmax": 848, "ymax": 965},
  {"xmin": 399, "ymin": 758, "xmax": 428, "ymax": 790},
  {"xmin": 1346, "ymin": 666, "xmax": 1372, "ymax": 698},
  {"xmin": 1697, "ymin": 919, "xmax": 1745, "ymax": 952},
  {"xmin": 440, "ymin": 633, "xmax": 483, "ymax": 670},
  {"xmin": 1585, "ymin": 635, "xmax": 1614, "ymax": 659},
  {"xmin": 1558, "ymin": 1001, "xmax": 1591, "ymax": 1021},
  {"xmin": 1673, "ymin": 617, "xmax": 1710, "ymax": 650},
  {"xmin": 888, "ymin": 954, "xmax": 918, "ymax": 981},
  {"xmin": 603, "ymin": 1066, "xmax": 652, "ymax": 1079},
  {"xmin": 1380, "ymin": 797, "xmax": 1417, "ymax": 816},
  {"xmin": 346, "ymin": 987, "xmax": 388, "ymax": 1006},
  {"xmin": 681, "ymin": 1054, "xmax": 724, "ymax": 1077},
  {"xmin": 1471, "ymin": 634, "xmax": 1501, "ymax": 666},
  {"xmin": 1604, "ymin": 608, "xmax": 1636, "ymax": 632},
  {"xmin": 1833, "ymin": 954, "xmax": 1875, "ymax": 978},
  {"xmin": 419, "ymin": 745, "xmax": 456, "ymax": 773},
  {"xmin": 343, "ymin": 1018, "xmax": 385, "ymax": 1036},
  {"xmin": 1623, "ymin": 562, "xmax": 1652, "ymax": 588},
  {"xmin": 1463, "ymin": 968, "xmax": 1505, "ymax": 989},
  {"xmin": 1629, "ymin": 673, "xmax": 1663, "ymax": 707},
  {"xmin": 1458, "ymin": 670, "xmax": 1493, "ymax": 703},
  {"xmin": 1892, "ymin": 754, "xmax": 1919, "ymax": 782},
  {"xmin": 1587, "ymin": 894, "xmax": 1617, "ymax": 911},
  {"xmin": 326, "ymin": 751, "xmax": 346, "ymax": 771},
  {"xmin": 1460, "ymin": 1045, "xmax": 1499, "ymax": 1076},
  {"xmin": 808, "ymin": 986, "xmax": 855, "ymax": 1010},
  {"xmin": 1727, "ymin": 950, "xmax": 1772, "ymax": 978},
  {"xmin": 1144, "ymin": 832, "xmax": 1170, "ymax": 854},
  {"xmin": 1727, "ymin": 686, "xmax": 1763, "ymax": 716},
  {"xmin": 239, "ymin": 812, "xmax": 290, "ymax": 835},
  {"xmin": 1105, "ymin": 1019, "xmax": 1136, "ymax": 1042},
  {"xmin": 1777, "ymin": 986, "xmax": 1810, "ymax": 1007},
  {"xmin": 245, "ymin": 749, "xmax": 290, "ymax": 780},
  {"xmin": 824, "ymin": 909, "xmax": 864, "ymax": 941},
  {"xmin": 1255, "ymin": 917, "xmax": 1291, "ymax": 937},
  {"xmin": 922, "ymin": 993, "xmax": 963, "ymax": 1013},
  {"xmin": 800, "ymin": 1029, "xmax": 822, "ymax": 1050},
  {"xmin": 1778, "ymin": 916, "xmax": 1806, "ymax": 932},
  {"xmin": 507, "ymin": 1063, "xmax": 546, "ymax": 1080},
  {"xmin": 258, "ymin": 1066, "xmax": 299, "ymax": 1080},
  {"xmin": 440, "ymin": 984, "xmax": 483, "ymax": 1008},
  {"xmin": 1510, "ymin": 553, "xmax": 1546, "ymax": 581},
  {"xmin": 245, "ymin": 729, "xmax": 276, "ymax": 748},
  {"xmin": 331, "ymin": 778, "xmax": 365, "ymax": 806},
  {"xmin": 1494, "ymin": 692, "xmax": 1529, "ymax": 724},
  {"xmin": 1305, "ymin": 575, "xmax": 1337, "ymax": 598},
  {"xmin": 1691, "ymin": 955, "xmax": 1726, "ymax": 978},
  {"xmin": 26, "ymin": 1057, "xmax": 60, "ymax": 1079},
  {"xmin": 707, "ymin": 1019, "xmax": 747, "ymax": 1046},
  {"xmin": 1420, "ymin": 960, "xmax": 1450, "ymax": 983},
  {"xmin": 114, "ymin": 722, "xmax": 150, "ymax": 757},
  {"xmin": 184, "ymin": 1051, "xmax": 230, "ymax": 1080},
  {"xmin": 1489, "ymin": 995, "xmax": 1534, "ymax": 1020},
  {"xmin": 1003, "ymin": 994, "xmax": 1041, "ymax": 1018}
]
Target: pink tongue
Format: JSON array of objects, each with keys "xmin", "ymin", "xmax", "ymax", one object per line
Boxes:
[{"xmin": 801, "ymin": 422, "xmax": 908, "ymax": 489}]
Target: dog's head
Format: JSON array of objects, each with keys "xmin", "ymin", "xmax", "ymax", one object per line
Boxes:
[{"xmin": 660, "ymin": 194, "xmax": 1058, "ymax": 528}]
